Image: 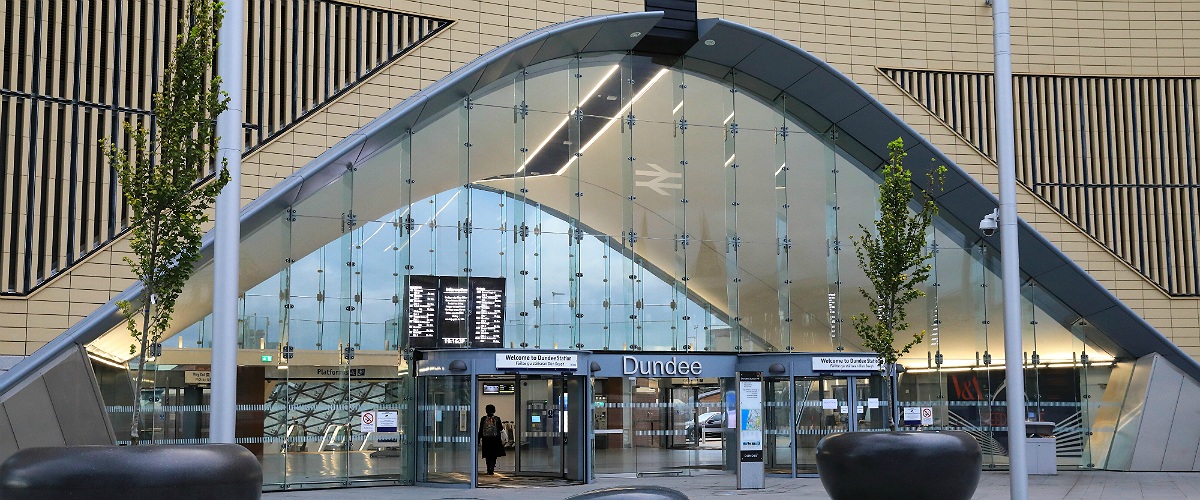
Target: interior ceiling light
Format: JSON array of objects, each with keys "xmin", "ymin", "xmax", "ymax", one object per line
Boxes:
[
  {"xmin": 630, "ymin": 32, "xmax": 642, "ymax": 37},
  {"xmin": 705, "ymin": 39, "xmax": 716, "ymax": 46},
  {"xmin": 556, "ymin": 68, "xmax": 670, "ymax": 175},
  {"xmin": 520, "ymin": 64, "xmax": 620, "ymax": 172}
]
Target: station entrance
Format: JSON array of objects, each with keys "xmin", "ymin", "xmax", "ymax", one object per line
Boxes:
[
  {"xmin": 414, "ymin": 350, "xmax": 888, "ymax": 487},
  {"xmin": 475, "ymin": 374, "xmax": 588, "ymax": 485}
]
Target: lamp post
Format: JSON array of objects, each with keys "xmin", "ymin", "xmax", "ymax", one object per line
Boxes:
[
  {"xmin": 210, "ymin": 0, "xmax": 245, "ymax": 444},
  {"xmin": 990, "ymin": 0, "xmax": 1029, "ymax": 498}
]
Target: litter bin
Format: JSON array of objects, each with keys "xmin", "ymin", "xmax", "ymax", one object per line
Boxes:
[{"xmin": 1024, "ymin": 421, "xmax": 1057, "ymax": 475}]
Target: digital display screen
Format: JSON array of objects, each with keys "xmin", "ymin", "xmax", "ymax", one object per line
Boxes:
[
  {"xmin": 471, "ymin": 277, "xmax": 505, "ymax": 348},
  {"xmin": 482, "ymin": 383, "xmax": 515, "ymax": 394},
  {"xmin": 531, "ymin": 415, "xmax": 541, "ymax": 423},
  {"xmin": 403, "ymin": 275, "xmax": 506, "ymax": 349},
  {"xmin": 438, "ymin": 283, "xmax": 470, "ymax": 348},
  {"xmin": 405, "ymin": 276, "xmax": 439, "ymax": 348}
]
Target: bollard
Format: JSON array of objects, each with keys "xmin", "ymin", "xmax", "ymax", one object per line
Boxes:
[
  {"xmin": 0, "ymin": 444, "xmax": 262, "ymax": 500},
  {"xmin": 565, "ymin": 486, "xmax": 689, "ymax": 500}
]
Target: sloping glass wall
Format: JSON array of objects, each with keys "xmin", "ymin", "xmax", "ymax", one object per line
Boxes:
[{"xmin": 89, "ymin": 50, "xmax": 1126, "ymax": 487}]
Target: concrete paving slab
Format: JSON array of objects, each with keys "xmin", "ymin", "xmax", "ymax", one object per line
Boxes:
[{"xmin": 263, "ymin": 471, "xmax": 1200, "ymax": 500}]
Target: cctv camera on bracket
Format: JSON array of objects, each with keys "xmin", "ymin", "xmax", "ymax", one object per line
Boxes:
[{"xmin": 979, "ymin": 208, "xmax": 999, "ymax": 237}]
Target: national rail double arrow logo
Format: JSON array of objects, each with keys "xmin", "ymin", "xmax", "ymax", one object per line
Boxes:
[{"xmin": 635, "ymin": 163, "xmax": 682, "ymax": 195}]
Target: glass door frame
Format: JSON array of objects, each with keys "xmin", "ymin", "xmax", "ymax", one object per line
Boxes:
[
  {"xmin": 416, "ymin": 373, "xmax": 478, "ymax": 488},
  {"xmin": 513, "ymin": 374, "xmax": 568, "ymax": 478},
  {"xmin": 767, "ymin": 374, "xmax": 866, "ymax": 478}
]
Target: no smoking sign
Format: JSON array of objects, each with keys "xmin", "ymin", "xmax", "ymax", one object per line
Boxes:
[
  {"xmin": 920, "ymin": 407, "xmax": 933, "ymax": 426},
  {"xmin": 361, "ymin": 411, "xmax": 376, "ymax": 432}
]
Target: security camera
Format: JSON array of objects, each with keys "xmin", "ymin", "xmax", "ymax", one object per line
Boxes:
[{"xmin": 979, "ymin": 208, "xmax": 999, "ymax": 237}]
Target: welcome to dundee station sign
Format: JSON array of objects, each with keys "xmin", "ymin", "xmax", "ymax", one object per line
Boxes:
[
  {"xmin": 495, "ymin": 353, "xmax": 579, "ymax": 370},
  {"xmin": 811, "ymin": 356, "xmax": 882, "ymax": 372}
]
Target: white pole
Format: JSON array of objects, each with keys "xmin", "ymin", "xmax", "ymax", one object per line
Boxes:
[
  {"xmin": 991, "ymin": 0, "xmax": 1029, "ymax": 498},
  {"xmin": 210, "ymin": 0, "xmax": 244, "ymax": 445}
]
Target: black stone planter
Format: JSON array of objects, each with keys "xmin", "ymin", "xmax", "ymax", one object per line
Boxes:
[
  {"xmin": 815, "ymin": 431, "xmax": 982, "ymax": 500},
  {"xmin": 0, "ymin": 444, "xmax": 262, "ymax": 500}
]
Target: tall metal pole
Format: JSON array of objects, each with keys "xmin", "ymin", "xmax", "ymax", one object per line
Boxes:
[
  {"xmin": 991, "ymin": 0, "xmax": 1029, "ymax": 498},
  {"xmin": 211, "ymin": 0, "xmax": 244, "ymax": 445}
]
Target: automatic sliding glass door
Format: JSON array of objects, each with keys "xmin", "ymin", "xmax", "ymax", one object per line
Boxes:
[{"xmin": 517, "ymin": 376, "xmax": 566, "ymax": 476}]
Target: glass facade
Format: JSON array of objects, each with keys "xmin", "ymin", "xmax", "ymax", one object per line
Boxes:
[{"xmin": 88, "ymin": 50, "xmax": 1128, "ymax": 488}]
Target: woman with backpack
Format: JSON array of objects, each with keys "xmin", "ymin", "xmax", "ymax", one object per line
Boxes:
[{"xmin": 478, "ymin": 404, "xmax": 506, "ymax": 475}]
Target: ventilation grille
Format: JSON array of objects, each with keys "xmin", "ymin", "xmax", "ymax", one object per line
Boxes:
[
  {"xmin": 883, "ymin": 68, "xmax": 1200, "ymax": 296},
  {"xmin": 0, "ymin": 0, "xmax": 450, "ymax": 295}
]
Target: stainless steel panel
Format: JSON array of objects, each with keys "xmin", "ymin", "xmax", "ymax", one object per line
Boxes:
[
  {"xmin": 0, "ymin": 405, "xmax": 20, "ymax": 462},
  {"xmin": 1129, "ymin": 354, "xmax": 1183, "ymax": 470},
  {"xmin": 3, "ymin": 378, "xmax": 67, "ymax": 449},
  {"xmin": 1107, "ymin": 354, "xmax": 1156, "ymax": 471},
  {"xmin": 1162, "ymin": 371, "xmax": 1200, "ymax": 471},
  {"xmin": 43, "ymin": 348, "xmax": 114, "ymax": 445}
]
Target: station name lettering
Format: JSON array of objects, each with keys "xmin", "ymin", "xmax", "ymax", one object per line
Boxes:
[{"xmin": 623, "ymin": 356, "xmax": 702, "ymax": 376}]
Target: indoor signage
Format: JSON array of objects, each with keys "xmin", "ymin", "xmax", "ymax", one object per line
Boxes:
[
  {"xmin": 361, "ymin": 411, "xmax": 376, "ymax": 432},
  {"xmin": 377, "ymin": 411, "xmax": 399, "ymax": 432},
  {"xmin": 404, "ymin": 275, "xmax": 506, "ymax": 349},
  {"xmin": 622, "ymin": 356, "xmax": 702, "ymax": 376},
  {"xmin": 184, "ymin": 371, "xmax": 211, "ymax": 384},
  {"xmin": 495, "ymin": 353, "xmax": 578, "ymax": 370},
  {"xmin": 811, "ymin": 355, "xmax": 882, "ymax": 372}
]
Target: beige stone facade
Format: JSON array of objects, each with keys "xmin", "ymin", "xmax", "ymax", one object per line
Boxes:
[{"xmin": 2, "ymin": 0, "xmax": 1197, "ymax": 359}]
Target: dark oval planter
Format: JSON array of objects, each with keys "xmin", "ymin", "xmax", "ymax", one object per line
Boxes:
[
  {"xmin": 815, "ymin": 431, "xmax": 982, "ymax": 500},
  {"xmin": 0, "ymin": 444, "xmax": 262, "ymax": 500}
]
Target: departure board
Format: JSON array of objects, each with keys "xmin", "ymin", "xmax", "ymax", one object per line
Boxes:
[
  {"xmin": 405, "ymin": 275, "xmax": 439, "ymax": 348},
  {"xmin": 470, "ymin": 277, "xmax": 505, "ymax": 348},
  {"xmin": 403, "ymin": 275, "xmax": 505, "ymax": 349},
  {"xmin": 438, "ymin": 283, "xmax": 471, "ymax": 348}
]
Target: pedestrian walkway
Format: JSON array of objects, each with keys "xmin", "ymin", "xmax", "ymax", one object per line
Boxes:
[{"xmin": 263, "ymin": 471, "xmax": 1200, "ymax": 500}]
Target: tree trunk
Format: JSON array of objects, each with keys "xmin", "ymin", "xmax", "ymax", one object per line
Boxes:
[{"xmin": 131, "ymin": 298, "xmax": 152, "ymax": 445}]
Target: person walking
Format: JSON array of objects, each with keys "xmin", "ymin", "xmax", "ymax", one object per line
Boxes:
[{"xmin": 479, "ymin": 404, "xmax": 506, "ymax": 475}]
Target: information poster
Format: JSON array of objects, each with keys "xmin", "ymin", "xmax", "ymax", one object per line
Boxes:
[
  {"xmin": 377, "ymin": 411, "xmax": 399, "ymax": 432},
  {"xmin": 404, "ymin": 275, "xmax": 506, "ymax": 349},
  {"xmin": 737, "ymin": 371, "xmax": 764, "ymax": 490},
  {"xmin": 738, "ymin": 372, "xmax": 763, "ymax": 456}
]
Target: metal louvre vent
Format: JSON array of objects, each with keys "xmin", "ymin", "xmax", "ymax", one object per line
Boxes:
[
  {"xmin": 883, "ymin": 68, "xmax": 1200, "ymax": 297},
  {"xmin": 0, "ymin": 0, "xmax": 450, "ymax": 296}
]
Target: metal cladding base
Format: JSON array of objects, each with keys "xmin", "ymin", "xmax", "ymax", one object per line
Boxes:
[
  {"xmin": 0, "ymin": 444, "xmax": 262, "ymax": 500},
  {"xmin": 565, "ymin": 486, "xmax": 690, "ymax": 500},
  {"xmin": 815, "ymin": 431, "xmax": 983, "ymax": 500}
]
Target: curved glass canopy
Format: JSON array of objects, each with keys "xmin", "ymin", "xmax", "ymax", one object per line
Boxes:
[{"xmin": 132, "ymin": 51, "xmax": 1113, "ymax": 366}]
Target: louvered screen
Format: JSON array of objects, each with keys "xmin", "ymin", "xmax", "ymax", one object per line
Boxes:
[
  {"xmin": 883, "ymin": 68, "xmax": 1200, "ymax": 296},
  {"xmin": 0, "ymin": 0, "xmax": 450, "ymax": 295}
]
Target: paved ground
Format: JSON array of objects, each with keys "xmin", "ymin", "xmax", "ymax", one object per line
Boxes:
[{"xmin": 264, "ymin": 470, "xmax": 1200, "ymax": 499}]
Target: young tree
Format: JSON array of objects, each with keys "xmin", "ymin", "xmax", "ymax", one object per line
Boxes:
[
  {"xmin": 104, "ymin": 0, "xmax": 230, "ymax": 444},
  {"xmin": 849, "ymin": 138, "xmax": 944, "ymax": 431}
]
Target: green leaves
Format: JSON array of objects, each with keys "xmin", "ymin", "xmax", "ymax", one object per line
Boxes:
[
  {"xmin": 849, "ymin": 138, "xmax": 944, "ymax": 367},
  {"xmin": 103, "ymin": 0, "xmax": 229, "ymax": 443}
]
